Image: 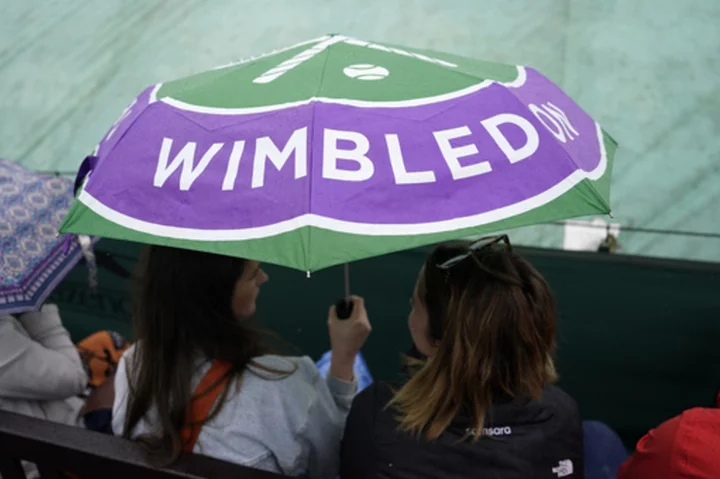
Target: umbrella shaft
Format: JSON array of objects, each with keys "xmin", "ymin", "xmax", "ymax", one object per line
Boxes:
[{"xmin": 344, "ymin": 263, "xmax": 351, "ymax": 300}]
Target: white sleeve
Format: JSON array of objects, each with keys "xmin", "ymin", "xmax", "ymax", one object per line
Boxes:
[
  {"xmin": 0, "ymin": 305, "xmax": 87, "ymax": 400},
  {"xmin": 296, "ymin": 357, "xmax": 357, "ymax": 479},
  {"xmin": 111, "ymin": 346, "xmax": 133, "ymax": 437}
]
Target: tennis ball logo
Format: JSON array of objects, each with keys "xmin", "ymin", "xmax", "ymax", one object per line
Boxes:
[{"xmin": 343, "ymin": 64, "xmax": 390, "ymax": 80}]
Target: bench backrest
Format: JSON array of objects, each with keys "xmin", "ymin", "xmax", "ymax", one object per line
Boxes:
[{"xmin": 0, "ymin": 411, "xmax": 285, "ymax": 479}]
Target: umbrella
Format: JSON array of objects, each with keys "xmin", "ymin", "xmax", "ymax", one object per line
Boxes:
[
  {"xmin": 0, "ymin": 159, "xmax": 90, "ymax": 315},
  {"xmin": 61, "ymin": 34, "xmax": 616, "ymax": 274}
]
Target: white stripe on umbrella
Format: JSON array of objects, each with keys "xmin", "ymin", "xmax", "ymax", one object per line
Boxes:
[
  {"xmin": 74, "ymin": 122, "xmax": 607, "ymax": 241},
  {"xmin": 156, "ymin": 67, "xmax": 528, "ymax": 116}
]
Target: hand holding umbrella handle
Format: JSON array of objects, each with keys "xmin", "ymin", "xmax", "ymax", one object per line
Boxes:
[
  {"xmin": 335, "ymin": 299, "xmax": 354, "ymax": 320},
  {"xmin": 335, "ymin": 263, "xmax": 353, "ymax": 320}
]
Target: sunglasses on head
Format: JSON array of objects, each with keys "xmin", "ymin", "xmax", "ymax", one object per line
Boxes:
[{"xmin": 436, "ymin": 235, "xmax": 512, "ymax": 270}]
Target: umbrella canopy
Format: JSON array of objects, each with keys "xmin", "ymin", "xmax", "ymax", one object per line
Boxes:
[
  {"xmin": 61, "ymin": 34, "xmax": 616, "ymax": 272},
  {"xmin": 0, "ymin": 159, "xmax": 86, "ymax": 314}
]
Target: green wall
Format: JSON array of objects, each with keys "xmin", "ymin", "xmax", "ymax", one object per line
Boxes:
[{"xmin": 2, "ymin": 0, "xmax": 720, "ymax": 262}]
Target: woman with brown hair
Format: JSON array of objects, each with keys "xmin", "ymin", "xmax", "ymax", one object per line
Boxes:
[
  {"xmin": 340, "ymin": 237, "xmax": 583, "ymax": 479},
  {"xmin": 111, "ymin": 246, "xmax": 371, "ymax": 478}
]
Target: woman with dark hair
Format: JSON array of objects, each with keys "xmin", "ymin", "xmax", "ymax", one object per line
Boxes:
[
  {"xmin": 340, "ymin": 237, "xmax": 583, "ymax": 479},
  {"xmin": 111, "ymin": 246, "xmax": 371, "ymax": 478}
]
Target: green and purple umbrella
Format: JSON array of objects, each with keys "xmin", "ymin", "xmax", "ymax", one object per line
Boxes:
[{"xmin": 61, "ymin": 34, "xmax": 616, "ymax": 272}]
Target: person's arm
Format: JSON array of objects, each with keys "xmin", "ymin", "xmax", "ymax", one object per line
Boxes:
[
  {"xmin": 296, "ymin": 357, "xmax": 357, "ymax": 479},
  {"xmin": 0, "ymin": 305, "xmax": 87, "ymax": 400},
  {"xmin": 327, "ymin": 296, "xmax": 372, "ymax": 383},
  {"xmin": 325, "ymin": 363, "xmax": 357, "ymax": 415},
  {"xmin": 340, "ymin": 385, "xmax": 376, "ymax": 479},
  {"xmin": 292, "ymin": 296, "xmax": 370, "ymax": 478}
]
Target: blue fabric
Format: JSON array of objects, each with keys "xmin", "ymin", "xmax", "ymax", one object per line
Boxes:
[
  {"xmin": 583, "ymin": 420, "xmax": 629, "ymax": 479},
  {"xmin": 315, "ymin": 350, "xmax": 373, "ymax": 392}
]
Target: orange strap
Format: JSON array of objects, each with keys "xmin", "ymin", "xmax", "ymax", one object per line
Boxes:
[{"xmin": 181, "ymin": 359, "xmax": 233, "ymax": 452}]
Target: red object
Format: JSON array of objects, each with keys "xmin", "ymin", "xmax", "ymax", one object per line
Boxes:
[
  {"xmin": 617, "ymin": 393, "xmax": 720, "ymax": 479},
  {"xmin": 181, "ymin": 360, "xmax": 233, "ymax": 452}
]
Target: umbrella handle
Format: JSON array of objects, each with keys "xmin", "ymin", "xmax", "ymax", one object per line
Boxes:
[
  {"xmin": 335, "ymin": 298, "xmax": 354, "ymax": 320},
  {"xmin": 335, "ymin": 263, "xmax": 353, "ymax": 319},
  {"xmin": 74, "ymin": 155, "xmax": 99, "ymax": 195}
]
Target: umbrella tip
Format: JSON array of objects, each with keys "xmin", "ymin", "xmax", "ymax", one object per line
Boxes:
[
  {"xmin": 608, "ymin": 211, "xmax": 615, "ymax": 219},
  {"xmin": 306, "ymin": 270, "xmax": 311, "ymax": 279}
]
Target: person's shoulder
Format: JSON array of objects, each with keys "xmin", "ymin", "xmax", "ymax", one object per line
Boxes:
[
  {"xmin": 639, "ymin": 406, "xmax": 720, "ymax": 448},
  {"xmin": 250, "ymin": 354, "xmax": 315, "ymax": 378},
  {"xmin": 123, "ymin": 342, "xmax": 138, "ymax": 357},
  {"xmin": 251, "ymin": 354, "xmax": 304, "ymax": 368},
  {"xmin": 246, "ymin": 355, "xmax": 322, "ymax": 393},
  {"xmin": 114, "ymin": 343, "xmax": 136, "ymax": 383},
  {"xmin": 0, "ymin": 316, "xmax": 29, "ymax": 354},
  {"xmin": 676, "ymin": 406, "xmax": 720, "ymax": 424},
  {"xmin": 240, "ymin": 356, "xmax": 322, "ymax": 421},
  {"xmin": 0, "ymin": 315, "xmax": 24, "ymax": 332},
  {"xmin": 542, "ymin": 384, "xmax": 579, "ymax": 413},
  {"xmin": 352, "ymin": 381, "xmax": 394, "ymax": 413},
  {"xmin": 118, "ymin": 343, "xmax": 137, "ymax": 368},
  {"xmin": 114, "ymin": 343, "xmax": 139, "ymax": 387},
  {"xmin": 540, "ymin": 385, "xmax": 582, "ymax": 436}
]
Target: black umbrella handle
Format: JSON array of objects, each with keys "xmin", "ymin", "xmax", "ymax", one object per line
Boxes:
[
  {"xmin": 335, "ymin": 298, "xmax": 354, "ymax": 320},
  {"xmin": 335, "ymin": 263, "xmax": 353, "ymax": 320}
]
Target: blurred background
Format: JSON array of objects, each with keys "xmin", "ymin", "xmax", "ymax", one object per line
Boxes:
[{"xmin": 1, "ymin": 0, "xmax": 719, "ymax": 262}]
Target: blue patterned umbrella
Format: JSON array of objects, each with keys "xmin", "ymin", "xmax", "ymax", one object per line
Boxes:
[{"xmin": 0, "ymin": 159, "xmax": 88, "ymax": 315}]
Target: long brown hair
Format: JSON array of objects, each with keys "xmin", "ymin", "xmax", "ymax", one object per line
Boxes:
[
  {"xmin": 123, "ymin": 246, "xmax": 285, "ymax": 464},
  {"xmin": 389, "ymin": 240, "xmax": 558, "ymax": 441}
]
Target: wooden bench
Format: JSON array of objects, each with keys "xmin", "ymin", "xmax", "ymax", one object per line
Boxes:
[{"xmin": 0, "ymin": 411, "xmax": 286, "ymax": 478}]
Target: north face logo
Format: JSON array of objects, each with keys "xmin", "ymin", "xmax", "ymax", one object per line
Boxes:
[{"xmin": 552, "ymin": 459, "xmax": 574, "ymax": 477}]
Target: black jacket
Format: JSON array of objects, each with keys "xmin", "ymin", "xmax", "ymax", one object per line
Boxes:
[{"xmin": 340, "ymin": 382, "xmax": 583, "ymax": 479}]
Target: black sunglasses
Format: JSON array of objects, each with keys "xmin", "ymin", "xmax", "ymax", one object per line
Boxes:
[{"xmin": 436, "ymin": 235, "xmax": 512, "ymax": 270}]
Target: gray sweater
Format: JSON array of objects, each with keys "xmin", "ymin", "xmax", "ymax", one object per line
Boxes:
[
  {"xmin": 0, "ymin": 305, "xmax": 88, "ymax": 479},
  {"xmin": 113, "ymin": 345, "xmax": 356, "ymax": 478},
  {"xmin": 0, "ymin": 305, "xmax": 87, "ymax": 425}
]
